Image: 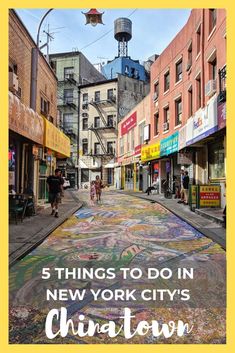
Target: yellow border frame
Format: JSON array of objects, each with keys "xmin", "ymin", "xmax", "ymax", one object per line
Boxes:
[{"xmin": 1, "ymin": 1, "xmax": 234, "ymax": 352}]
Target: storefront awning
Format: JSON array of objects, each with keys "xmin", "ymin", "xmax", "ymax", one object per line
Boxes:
[
  {"xmin": 43, "ymin": 117, "xmax": 70, "ymax": 158},
  {"xmin": 9, "ymin": 91, "xmax": 44, "ymax": 144}
]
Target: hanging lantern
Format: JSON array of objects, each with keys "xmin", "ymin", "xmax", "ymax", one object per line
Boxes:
[{"xmin": 82, "ymin": 9, "xmax": 104, "ymax": 27}]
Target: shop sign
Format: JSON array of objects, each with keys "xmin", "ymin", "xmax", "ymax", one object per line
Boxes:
[
  {"xmin": 44, "ymin": 118, "xmax": 70, "ymax": 157},
  {"xmin": 153, "ymin": 162, "xmax": 159, "ymax": 174},
  {"xmin": 186, "ymin": 96, "xmax": 218, "ymax": 146},
  {"xmin": 199, "ymin": 185, "xmax": 221, "ymax": 207},
  {"xmin": 134, "ymin": 145, "xmax": 141, "ymax": 155},
  {"xmin": 177, "ymin": 152, "xmax": 193, "ymax": 165},
  {"xmin": 141, "ymin": 142, "xmax": 160, "ymax": 162},
  {"xmin": 178, "ymin": 125, "xmax": 187, "ymax": 150},
  {"xmin": 160, "ymin": 131, "xmax": 179, "ymax": 157},
  {"xmin": 9, "ymin": 92, "xmax": 44, "ymax": 145},
  {"xmin": 121, "ymin": 111, "xmax": 137, "ymax": 136},
  {"xmin": 218, "ymin": 102, "xmax": 226, "ymax": 130}
]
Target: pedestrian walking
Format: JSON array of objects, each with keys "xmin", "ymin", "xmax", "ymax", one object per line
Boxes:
[
  {"xmin": 182, "ymin": 171, "xmax": 190, "ymax": 205},
  {"xmin": 90, "ymin": 180, "xmax": 96, "ymax": 206},
  {"xmin": 95, "ymin": 175, "xmax": 103, "ymax": 203},
  {"xmin": 46, "ymin": 169, "xmax": 64, "ymax": 218}
]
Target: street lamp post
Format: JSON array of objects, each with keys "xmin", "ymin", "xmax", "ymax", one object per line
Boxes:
[
  {"xmin": 29, "ymin": 8, "xmax": 104, "ymax": 190},
  {"xmin": 30, "ymin": 8, "xmax": 104, "ymax": 111}
]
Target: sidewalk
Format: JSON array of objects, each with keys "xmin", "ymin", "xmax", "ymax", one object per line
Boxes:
[
  {"xmin": 9, "ymin": 190, "xmax": 83, "ymax": 266},
  {"xmin": 118, "ymin": 190, "xmax": 226, "ymax": 250}
]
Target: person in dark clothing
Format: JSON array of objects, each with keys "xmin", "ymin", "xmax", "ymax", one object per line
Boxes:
[
  {"xmin": 182, "ymin": 171, "xmax": 190, "ymax": 204},
  {"xmin": 47, "ymin": 169, "xmax": 64, "ymax": 218}
]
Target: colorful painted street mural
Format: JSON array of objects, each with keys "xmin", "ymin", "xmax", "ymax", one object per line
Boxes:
[{"xmin": 9, "ymin": 191, "xmax": 226, "ymax": 344}]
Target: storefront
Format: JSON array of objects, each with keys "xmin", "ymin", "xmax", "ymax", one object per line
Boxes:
[
  {"xmin": 9, "ymin": 92, "xmax": 44, "ymax": 202},
  {"xmin": 185, "ymin": 95, "xmax": 226, "ymax": 207},
  {"xmin": 141, "ymin": 141, "xmax": 160, "ymax": 191},
  {"xmin": 41, "ymin": 118, "xmax": 70, "ymax": 203},
  {"xmin": 159, "ymin": 131, "xmax": 179, "ymax": 193}
]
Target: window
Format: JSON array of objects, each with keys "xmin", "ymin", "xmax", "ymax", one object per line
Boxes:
[
  {"xmin": 82, "ymin": 118, "xmax": 88, "ymax": 130},
  {"xmin": 83, "ymin": 93, "xmax": 88, "ymax": 102},
  {"xmin": 131, "ymin": 129, "xmax": 135, "ymax": 150},
  {"xmin": 94, "ymin": 116, "xmax": 100, "ymax": 128},
  {"xmin": 64, "ymin": 67, "xmax": 74, "ymax": 80},
  {"xmin": 196, "ymin": 75, "xmax": 202, "ymax": 109},
  {"xmin": 163, "ymin": 106, "xmax": 170, "ymax": 131},
  {"xmin": 107, "ymin": 115, "xmax": 114, "ymax": 127},
  {"xmin": 94, "ymin": 143, "xmax": 101, "ymax": 155},
  {"xmin": 107, "ymin": 89, "xmax": 114, "ymax": 100},
  {"xmin": 125, "ymin": 65, "xmax": 129, "ymax": 75},
  {"xmin": 64, "ymin": 89, "xmax": 73, "ymax": 104},
  {"xmin": 176, "ymin": 59, "xmax": 183, "ymax": 82},
  {"xmin": 187, "ymin": 42, "xmax": 192, "ymax": 70},
  {"xmin": 209, "ymin": 9, "xmax": 217, "ymax": 34},
  {"xmin": 64, "ymin": 113, "xmax": 73, "ymax": 130},
  {"xmin": 139, "ymin": 122, "xmax": 145, "ymax": 144},
  {"xmin": 127, "ymin": 131, "xmax": 130, "ymax": 151},
  {"xmin": 81, "ymin": 169, "xmax": 89, "ymax": 182},
  {"xmin": 153, "ymin": 81, "xmax": 159, "ymax": 100},
  {"xmin": 188, "ymin": 86, "xmax": 193, "ymax": 118},
  {"xmin": 196, "ymin": 25, "xmax": 201, "ymax": 55},
  {"xmin": 164, "ymin": 71, "xmax": 170, "ymax": 92},
  {"xmin": 175, "ymin": 98, "xmax": 182, "ymax": 126},
  {"xmin": 94, "ymin": 91, "xmax": 100, "ymax": 102},
  {"xmin": 154, "ymin": 112, "xmax": 159, "ymax": 135},
  {"xmin": 40, "ymin": 97, "xmax": 49, "ymax": 116},
  {"xmin": 209, "ymin": 57, "xmax": 217, "ymax": 80},
  {"xmin": 82, "ymin": 142, "xmax": 88, "ymax": 155},
  {"xmin": 107, "ymin": 142, "xmax": 114, "ymax": 154},
  {"xmin": 120, "ymin": 137, "xmax": 124, "ymax": 155}
]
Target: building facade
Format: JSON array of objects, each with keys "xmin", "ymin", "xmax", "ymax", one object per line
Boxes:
[
  {"xmin": 141, "ymin": 9, "xmax": 226, "ymax": 208},
  {"xmin": 9, "ymin": 10, "xmax": 70, "ymax": 204},
  {"xmin": 116, "ymin": 94, "xmax": 151, "ymax": 191},
  {"xmin": 78, "ymin": 74, "xmax": 150, "ymax": 188},
  {"xmin": 49, "ymin": 52, "xmax": 105, "ymax": 188}
]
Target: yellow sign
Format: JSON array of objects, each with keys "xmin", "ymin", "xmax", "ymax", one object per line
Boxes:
[
  {"xmin": 43, "ymin": 118, "xmax": 70, "ymax": 158},
  {"xmin": 199, "ymin": 185, "xmax": 221, "ymax": 207},
  {"xmin": 141, "ymin": 142, "xmax": 160, "ymax": 162}
]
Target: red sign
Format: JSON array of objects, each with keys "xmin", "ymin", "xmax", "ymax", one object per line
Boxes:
[
  {"xmin": 134, "ymin": 145, "xmax": 141, "ymax": 155},
  {"xmin": 218, "ymin": 102, "xmax": 226, "ymax": 130},
  {"xmin": 121, "ymin": 112, "xmax": 137, "ymax": 136}
]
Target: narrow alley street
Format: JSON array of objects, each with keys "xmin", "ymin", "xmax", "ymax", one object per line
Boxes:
[{"xmin": 9, "ymin": 191, "xmax": 226, "ymax": 344}]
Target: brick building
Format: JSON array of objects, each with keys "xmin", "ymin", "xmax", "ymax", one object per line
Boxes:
[
  {"xmin": 116, "ymin": 94, "xmax": 151, "ymax": 191},
  {"xmin": 142, "ymin": 9, "xmax": 226, "ymax": 207},
  {"xmin": 9, "ymin": 10, "xmax": 70, "ymax": 204}
]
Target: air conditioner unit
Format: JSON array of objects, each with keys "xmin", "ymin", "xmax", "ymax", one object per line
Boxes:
[
  {"xmin": 205, "ymin": 80, "xmax": 217, "ymax": 97},
  {"xmin": 163, "ymin": 122, "xmax": 169, "ymax": 131},
  {"xmin": 9, "ymin": 72, "xmax": 19, "ymax": 92},
  {"xmin": 153, "ymin": 92, "xmax": 158, "ymax": 101}
]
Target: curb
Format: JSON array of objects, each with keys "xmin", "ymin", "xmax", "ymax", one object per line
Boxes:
[
  {"xmin": 9, "ymin": 202, "xmax": 83, "ymax": 267},
  {"xmin": 118, "ymin": 191, "xmax": 226, "ymax": 250},
  {"xmin": 195, "ymin": 208, "xmax": 224, "ymax": 225}
]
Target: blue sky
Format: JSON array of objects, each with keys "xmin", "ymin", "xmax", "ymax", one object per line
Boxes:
[{"xmin": 16, "ymin": 9, "xmax": 191, "ymax": 65}]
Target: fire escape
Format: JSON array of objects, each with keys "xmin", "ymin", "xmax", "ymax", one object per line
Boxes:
[
  {"xmin": 57, "ymin": 72, "xmax": 78, "ymax": 167},
  {"xmin": 87, "ymin": 93, "xmax": 117, "ymax": 159}
]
